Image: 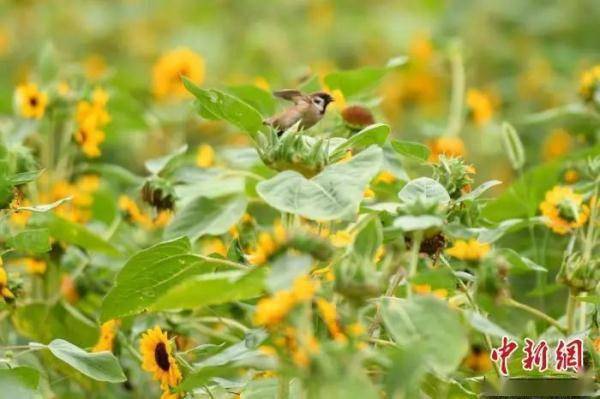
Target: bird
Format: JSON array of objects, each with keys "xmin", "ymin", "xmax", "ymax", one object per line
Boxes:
[{"xmin": 263, "ymin": 90, "xmax": 334, "ymax": 134}]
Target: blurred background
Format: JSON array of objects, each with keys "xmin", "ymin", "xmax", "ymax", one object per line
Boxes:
[{"xmin": 1, "ymin": 0, "xmax": 599, "ymax": 179}]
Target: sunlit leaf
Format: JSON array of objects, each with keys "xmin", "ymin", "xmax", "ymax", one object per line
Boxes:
[
  {"xmin": 7, "ymin": 228, "xmax": 51, "ymax": 254},
  {"xmin": 0, "ymin": 367, "xmax": 40, "ymax": 399},
  {"xmin": 398, "ymin": 177, "xmax": 450, "ymax": 204},
  {"xmin": 391, "ymin": 140, "xmax": 430, "ymax": 162}
]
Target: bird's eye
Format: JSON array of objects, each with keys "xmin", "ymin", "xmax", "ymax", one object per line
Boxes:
[{"xmin": 313, "ymin": 97, "xmax": 324, "ymax": 106}]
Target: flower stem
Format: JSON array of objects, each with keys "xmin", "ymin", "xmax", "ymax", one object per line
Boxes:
[
  {"xmin": 565, "ymin": 291, "xmax": 577, "ymax": 334},
  {"xmin": 504, "ymin": 297, "xmax": 566, "ymax": 334}
]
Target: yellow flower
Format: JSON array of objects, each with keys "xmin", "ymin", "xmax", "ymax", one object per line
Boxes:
[
  {"xmin": 329, "ymin": 89, "xmax": 346, "ymax": 111},
  {"xmin": 10, "ymin": 199, "xmax": 31, "ymax": 227},
  {"xmin": 60, "ymin": 274, "xmax": 79, "ymax": 304},
  {"xmin": 93, "ymin": 319, "xmax": 120, "ymax": 353},
  {"xmin": 153, "ymin": 47, "xmax": 205, "ymax": 100},
  {"xmin": 539, "ymin": 186, "xmax": 589, "ymax": 234},
  {"xmin": 76, "ymin": 174, "xmax": 101, "ymax": 193},
  {"xmin": 330, "ymin": 229, "xmax": 353, "ymax": 247},
  {"xmin": 196, "ymin": 144, "xmax": 215, "ymax": 168},
  {"xmin": 563, "ymin": 169, "xmax": 580, "ymax": 184},
  {"xmin": 0, "ymin": 263, "xmax": 14, "ymax": 301},
  {"xmin": 253, "ymin": 76, "xmax": 270, "ymax": 91},
  {"xmin": 446, "ymin": 239, "xmax": 490, "ymax": 261},
  {"xmin": 427, "ymin": 136, "xmax": 465, "ymax": 162},
  {"xmin": 15, "ymin": 258, "xmax": 47, "ymax": 275},
  {"xmin": 202, "ymin": 238, "xmax": 227, "ymax": 257},
  {"xmin": 316, "ymin": 298, "xmax": 345, "ymax": 341},
  {"xmin": 375, "ymin": 170, "xmax": 396, "ymax": 184},
  {"xmin": 409, "ymin": 33, "xmax": 434, "ymax": 65},
  {"xmin": 579, "ymin": 64, "xmax": 600, "ymax": 102},
  {"xmin": 542, "ymin": 129, "xmax": 572, "ymax": 161},
  {"xmin": 119, "ymin": 195, "xmax": 169, "ymax": 230},
  {"xmin": 412, "ymin": 284, "xmax": 448, "ymax": 299},
  {"xmin": 84, "ymin": 54, "xmax": 108, "ymax": 80},
  {"xmin": 246, "ymin": 222, "xmax": 287, "ymax": 266},
  {"xmin": 466, "ymin": 88, "xmax": 495, "ymax": 126},
  {"xmin": 140, "ymin": 326, "xmax": 182, "ymax": 388},
  {"xmin": 363, "ymin": 187, "xmax": 375, "ymax": 198},
  {"xmin": 253, "ymin": 290, "xmax": 297, "ymax": 328},
  {"xmin": 57, "ymin": 81, "xmax": 71, "ymax": 97},
  {"xmin": 160, "ymin": 389, "xmax": 181, "ymax": 399},
  {"xmin": 464, "ymin": 344, "xmax": 493, "ymax": 373},
  {"xmin": 15, "ymin": 83, "xmax": 48, "ymax": 119},
  {"xmin": 253, "ymin": 275, "xmax": 317, "ymax": 328},
  {"xmin": 74, "ymin": 87, "xmax": 110, "ymax": 158}
]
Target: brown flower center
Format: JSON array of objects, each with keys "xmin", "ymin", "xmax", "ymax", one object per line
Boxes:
[
  {"xmin": 154, "ymin": 342, "xmax": 171, "ymax": 371},
  {"xmin": 29, "ymin": 96, "xmax": 38, "ymax": 107}
]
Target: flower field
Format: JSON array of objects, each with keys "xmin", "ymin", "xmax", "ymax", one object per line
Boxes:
[{"xmin": 0, "ymin": 1, "xmax": 599, "ymax": 398}]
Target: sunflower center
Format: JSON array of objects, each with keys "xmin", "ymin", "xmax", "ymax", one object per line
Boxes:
[
  {"xmin": 29, "ymin": 96, "xmax": 38, "ymax": 107},
  {"xmin": 557, "ymin": 199, "xmax": 578, "ymax": 222},
  {"xmin": 154, "ymin": 342, "xmax": 171, "ymax": 371}
]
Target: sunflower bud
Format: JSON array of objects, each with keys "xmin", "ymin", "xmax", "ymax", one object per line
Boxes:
[
  {"xmin": 557, "ymin": 254, "xmax": 599, "ymax": 293},
  {"xmin": 141, "ymin": 178, "xmax": 176, "ymax": 211},
  {"xmin": 433, "ymin": 156, "xmax": 475, "ymax": 199},
  {"xmin": 341, "ymin": 105, "xmax": 375, "ymax": 131}
]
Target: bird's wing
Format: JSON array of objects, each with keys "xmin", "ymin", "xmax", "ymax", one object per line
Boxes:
[{"xmin": 273, "ymin": 89, "xmax": 305, "ymax": 104}]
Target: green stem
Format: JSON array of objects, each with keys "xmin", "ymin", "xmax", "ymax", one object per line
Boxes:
[
  {"xmin": 504, "ymin": 298, "xmax": 566, "ymax": 334},
  {"xmin": 565, "ymin": 291, "xmax": 577, "ymax": 334},
  {"xmin": 445, "ymin": 42, "xmax": 465, "ymax": 138},
  {"xmin": 278, "ymin": 375, "xmax": 289, "ymax": 399},
  {"xmin": 406, "ymin": 233, "xmax": 422, "ymax": 300}
]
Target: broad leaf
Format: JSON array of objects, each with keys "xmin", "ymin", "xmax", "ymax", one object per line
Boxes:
[
  {"xmin": 42, "ymin": 214, "xmax": 118, "ymax": 256},
  {"xmin": 393, "ymin": 215, "xmax": 443, "ymax": 232},
  {"xmin": 165, "ymin": 194, "xmax": 247, "ymax": 241},
  {"xmin": 381, "ymin": 296, "xmax": 468, "ymax": 375},
  {"xmin": 0, "ymin": 367, "xmax": 39, "ymax": 399},
  {"xmin": 458, "ymin": 180, "xmax": 502, "ymax": 202},
  {"xmin": 324, "ymin": 56, "xmax": 407, "ymax": 97},
  {"xmin": 7, "ymin": 228, "xmax": 51, "ymax": 254},
  {"xmin": 257, "ymin": 145, "xmax": 383, "ymax": 221},
  {"xmin": 227, "ymin": 85, "xmax": 276, "ymax": 116},
  {"xmin": 332, "ymin": 124, "xmax": 390, "ymax": 156},
  {"xmin": 464, "ymin": 310, "xmax": 514, "ymax": 338},
  {"xmin": 184, "ymin": 78, "xmax": 264, "ymax": 139},
  {"xmin": 44, "ymin": 339, "xmax": 126, "ymax": 383},
  {"xmin": 391, "ymin": 140, "xmax": 430, "ymax": 162},
  {"xmin": 497, "ymin": 248, "xmax": 547, "ymax": 273},
  {"xmin": 398, "ymin": 177, "xmax": 450, "ymax": 204},
  {"xmin": 150, "ymin": 268, "xmax": 267, "ymax": 311},
  {"xmin": 145, "ymin": 145, "xmax": 188, "ymax": 175},
  {"xmin": 267, "ymin": 254, "xmax": 312, "ymax": 292}
]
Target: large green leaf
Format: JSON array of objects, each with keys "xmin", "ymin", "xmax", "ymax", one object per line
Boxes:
[
  {"xmin": 391, "ymin": 140, "xmax": 430, "ymax": 162},
  {"xmin": 145, "ymin": 145, "xmax": 188, "ymax": 175},
  {"xmin": 151, "ymin": 267, "xmax": 267, "ymax": 311},
  {"xmin": 42, "ymin": 214, "xmax": 119, "ymax": 256},
  {"xmin": 324, "ymin": 56, "xmax": 407, "ymax": 98},
  {"xmin": 227, "ymin": 85, "xmax": 276, "ymax": 116},
  {"xmin": 381, "ymin": 296, "xmax": 468, "ymax": 375},
  {"xmin": 331, "ymin": 124, "xmax": 390, "ymax": 157},
  {"xmin": 7, "ymin": 228, "xmax": 51, "ymax": 254},
  {"xmin": 257, "ymin": 145, "xmax": 383, "ymax": 221},
  {"xmin": 101, "ymin": 237, "xmax": 224, "ymax": 321},
  {"xmin": 0, "ymin": 367, "xmax": 40, "ymax": 399},
  {"xmin": 398, "ymin": 177, "xmax": 450, "ymax": 204},
  {"xmin": 165, "ymin": 194, "xmax": 247, "ymax": 241},
  {"xmin": 184, "ymin": 78, "xmax": 264, "ymax": 139},
  {"xmin": 44, "ymin": 339, "xmax": 126, "ymax": 383}
]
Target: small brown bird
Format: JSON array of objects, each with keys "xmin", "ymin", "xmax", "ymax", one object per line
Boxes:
[{"xmin": 264, "ymin": 90, "xmax": 334, "ymax": 134}]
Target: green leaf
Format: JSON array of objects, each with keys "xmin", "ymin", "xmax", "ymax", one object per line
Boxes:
[
  {"xmin": 227, "ymin": 85, "xmax": 276, "ymax": 116},
  {"xmin": 477, "ymin": 218, "xmax": 543, "ymax": 243},
  {"xmin": 43, "ymin": 214, "xmax": 119, "ymax": 256},
  {"xmin": 381, "ymin": 296, "xmax": 468, "ymax": 375},
  {"xmin": 38, "ymin": 42, "xmax": 58, "ymax": 83},
  {"xmin": 398, "ymin": 177, "xmax": 450, "ymax": 204},
  {"xmin": 0, "ymin": 367, "xmax": 40, "ymax": 399},
  {"xmin": 179, "ymin": 366, "xmax": 237, "ymax": 391},
  {"xmin": 7, "ymin": 228, "xmax": 51, "ymax": 254},
  {"xmin": 324, "ymin": 56, "xmax": 407, "ymax": 98},
  {"xmin": 45, "ymin": 339, "xmax": 126, "ymax": 383},
  {"xmin": 145, "ymin": 145, "xmax": 188, "ymax": 175},
  {"xmin": 391, "ymin": 140, "xmax": 430, "ymax": 162},
  {"xmin": 9, "ymin": 170, "xmax": 43, "ymax": 185},
  {"xmin": 83, "ymin": 163, "xmax": 144, "ymax": 186},
  {"xmin": 393, "ymin": 215, "xmax": 443, "ymax": 232},
  {"xmin": 267, "ymin": 254, "xmax": 312, "ymax": 292},
  {"xmin": 101, "ymin": 237, "xmax": 228, "ymax": 321},
  {"xmin": 184, "ymin": 78, "xmax": 264, "ymax": 139},
  {"xmin": 151, "ymin": 267, "xmax": 267, "ymax": 311},
  {"xmin": 464, "ymin": 310, "xmax": 514, "ymax": 338},
  {"xmin": 165, "ymin": 194, "xmax": 247, "ymax": 241},
  {"xmin": 457, "ymin": 180, "xmax": 502, "ymax": 202},
  {"xmin": 497, "ymin": 248, "xmax": 547, "ymax": 273},
  {"xmin": 332, "ymin": 124, "xmax": 390, "ymax": 157},
  {"xmin": 500, "ymin": 122, "xmax": 525, "ymax": 170},
  {"xmin": 257, "ymin": 145, "xmax": 383, "ymax": 221},
  {"xmin": 353, "ymin": 217, "xmax": 383, "ymax": 261}
]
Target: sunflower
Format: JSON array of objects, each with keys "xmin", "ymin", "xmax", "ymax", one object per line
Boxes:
[
  {"xmin": 466, "ymin": 88, "xmax": 495, "ymax": 126},
  {"xmin": 446, "ymin": 239, "xmax": 490, "ymax": 261},
  {"xmin": 93, "ymin": 319, "xmax": 120, "ymax": 353},
  {"xmin": 427, "ymin": 136, "xmax": 465, "ymax": 162},
  {"xmin": 152, "ymin": 47, "xmax": 205, "ymax": 100},
  {"xmin": 140, "ymin": 326, "xmax": 182, "ymax": 388},
  {"xmin": 0, "ymin": 263, "xmax": 14, "ymax": 301},
  {"xmin": 15, "ymin": 82, "xmax": 48, "ymax": 119},
  {"xmin": 539, "ymin": 186, "xmax": 589, "ymax": 234},
  {"xmin": 579, "ymin": 64, "xmax": 600, "ymax": 103}
]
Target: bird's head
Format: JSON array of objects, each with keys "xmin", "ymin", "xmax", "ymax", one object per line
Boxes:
[{"xmin": 310, "ymin": 92, "xmax": 334, "ymax": 114}]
